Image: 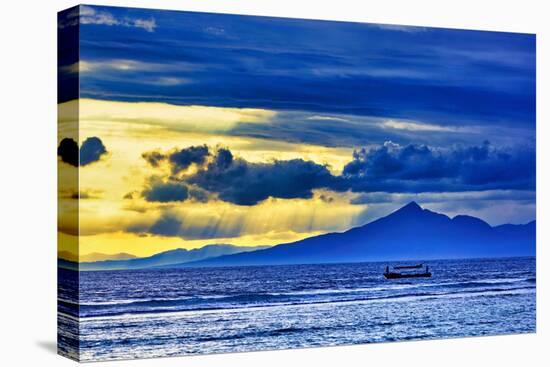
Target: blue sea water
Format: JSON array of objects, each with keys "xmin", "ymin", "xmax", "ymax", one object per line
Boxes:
[{"xmin": 58, "ymin": 257, "xmax": 536, "ymax": 361}]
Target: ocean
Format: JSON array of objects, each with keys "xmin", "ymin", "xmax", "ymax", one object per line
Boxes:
[{"xmin": 58, "ymin": 257, "xmax": 536, "ymax": 361}]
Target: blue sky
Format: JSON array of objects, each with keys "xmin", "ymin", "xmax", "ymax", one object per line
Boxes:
[
  {"xmin": 62, "ymin": 5, "xmax": 535, "ymax": 129},
  {"xmin": 58, "ymin": 5, "xmax": 536, "ymax": 243}
]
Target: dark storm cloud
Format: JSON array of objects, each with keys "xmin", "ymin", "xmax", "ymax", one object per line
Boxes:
[
  {"xmin": 142, "ymin": 146, "xmax": 210, "ymax": 172},
  {"xmin": 187, "ymin": 148, "xmax": 337, "ymax": 205},
  {"xmin": 57, "ymin": 137, "xmax": 108, "ymax": 166},
  {"xmin": 169, "ymin": 145, "xmax": 210, "ymax": 173},
  {"xmin": 204, "ymin": 142, "xmax": 535, "ymax": 202},
  {"xmin": 139, "ymin": 142, "xmax": 535, "ymax": 206},
  {"xmin": 188, "ymin": 187, "xmax": 210, "ymax": 203},
  {"xmin": 57, "ymin": 138, "xmax": 79, "ymax": 167},
  {"xmin": 343, "ymin": 141, "xmax": 536, "ymax": 193},
  {"xmin": 80, "ymin": 137, "xmax": 108, "ymax": 166},
  {"xmin": 142, "ymin": 182, "xmax": 189, "ymax": 202}
]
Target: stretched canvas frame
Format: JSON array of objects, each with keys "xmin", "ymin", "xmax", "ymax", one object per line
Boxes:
[{"xmin": 58, "ymin": 4, "xmax": 536, "ymax": 362}]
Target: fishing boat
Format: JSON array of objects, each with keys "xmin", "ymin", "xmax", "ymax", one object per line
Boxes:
[
  {"xmin": 394, "ymin": 264, "xmax": 423, "ymax": 270},
  {"xmin": 383, "ymin": 264, "xmax": 431, "ymax": 279}
]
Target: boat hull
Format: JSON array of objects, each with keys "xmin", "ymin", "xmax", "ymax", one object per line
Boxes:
[
  {"xmin": 384, "ymin": 272, "xmax": 432, "ymax": 279},
  {"xmin": 394, "ymin": 264, "xmax": 423, "ymax": 270}
]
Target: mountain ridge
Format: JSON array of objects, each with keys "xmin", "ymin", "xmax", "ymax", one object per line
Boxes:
[
  {"xmin": 175, "ymin": 202, "xmax": 535, "ymax": 268},
  {"xmin": 71, "ymin": 244, "xmax": 270, "ymax": 271}
]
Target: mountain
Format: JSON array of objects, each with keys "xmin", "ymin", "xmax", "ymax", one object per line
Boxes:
[
  {"xmin": 179, "ymin": 202, "xmax": 535, "ymax": 268},
  {"xmin": 81, "ymin": 252, "xmax": 137, "ymax": 262},
  {"xmin": 58, "ymin": 251, "xmax": 138, "ymax": 262},
  {"xmin": 58, "ymin": 251, "xmax": 78, "ymax": 262},
  {"xmin": 77, "ymin": 244, "xmax": 269, "ymax": 271}
]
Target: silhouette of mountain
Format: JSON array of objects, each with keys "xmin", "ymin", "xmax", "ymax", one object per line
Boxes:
[
  {"xmin": 58, "ymin": 251, "xmax": 138, "ymax": 262},
  {"xmin": 178, "ymin": 202, "xmax": 535, "ymax": 268},
  {"xmin": 75, "ymin": 244, "xmax": 269, "ymax": 271},
  {"xmin": 83, "ymin": 252, "xmax": 138, "ymax": 262}
]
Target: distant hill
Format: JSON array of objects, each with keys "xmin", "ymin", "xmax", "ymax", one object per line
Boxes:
[
  {"xmin": 58, "ymin": 251, "xmax": 138, "ymax": 262},
  {"xmin": 179, "ymin": 202, "xmax": 535, "ymax": 268},
  {"xmin": 58, "ymin": 251, "xmax": 78, "ymax": 262},
  {"xmin": 81, "ymin": 252, "xmax": 137, "ymax": 262},
  {"xmin": 75, "ymin": 244, "xmax": 269, "ymax": 271}
]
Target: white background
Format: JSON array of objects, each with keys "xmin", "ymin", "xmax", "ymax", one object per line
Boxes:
[{"xmin": 0, "ymin": 0, "xmax": 548, "ymax": 365}]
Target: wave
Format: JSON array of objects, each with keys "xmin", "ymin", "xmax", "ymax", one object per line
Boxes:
[
  {"xmin": 74, "ymin": 284, "xmax": 535, "ymax": 321},
  {"xmin": 70, "ymin": 276, "xmax": 536, "ymax": 318},
  {"xmin": 77, "ymin": 296, "xmax": 195, "ymax": 306},
  {"xmin": 194, "ymin": 325, "xmax": 314, "ymax": 343},
  {"xmin": 260, "ymin": 277, "xmax": 535, "ymax": 297}
]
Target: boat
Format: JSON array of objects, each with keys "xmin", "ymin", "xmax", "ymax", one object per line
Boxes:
[
  {"xmin": 394, "ymin": 264, "xmax": 423, "ymax": 270},
  {"xmin": 383, "ymin": 265, "xmax": 431, "ymax": 279}
]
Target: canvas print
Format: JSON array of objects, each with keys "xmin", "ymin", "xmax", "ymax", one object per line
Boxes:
[{"xmin": 57, "ymin": 5, "xmax": 536, "ymax": 362}]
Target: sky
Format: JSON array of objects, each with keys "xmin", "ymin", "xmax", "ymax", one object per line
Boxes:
[{"xmin": 57, "ymin": 5, "xmax": 536, "ymax": 260}]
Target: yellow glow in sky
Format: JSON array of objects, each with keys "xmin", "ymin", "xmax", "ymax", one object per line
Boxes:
[{"xmin": 58, "ymin": 99, "xmax": 368, "ymax": 260}]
